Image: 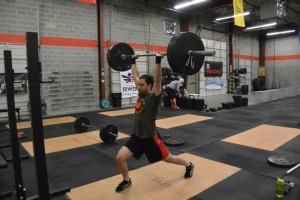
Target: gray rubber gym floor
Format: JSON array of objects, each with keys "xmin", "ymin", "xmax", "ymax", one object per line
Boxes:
[{"xmin": 0, "ymin": 95, "xmax": 299, "ymax": 199}]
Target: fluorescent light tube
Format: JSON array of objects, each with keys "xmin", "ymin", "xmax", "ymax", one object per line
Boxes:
[
  {"xmin": 215, "ymin": 11, "xmax": 250, "ymax": 21},
  {"xmin": 174, "ymin": 0, "xmax": 207, "ymax": 10},
  {"xmin": 245, "ymin": 22, "xmax": 277, "ymax": 30},
  {"xmin": 267, "ymin": 30, "xmax": 296, "ymax": 36}
]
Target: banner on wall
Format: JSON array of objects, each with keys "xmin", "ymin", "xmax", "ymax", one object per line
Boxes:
[
  {"xmin": 233, "ymin": 0, "xmax": 245, "ymax": 27},
  {"xmin": 205, "ymin": 80, "xmax": 224, "ymax": 90},
  {"xmin": 204, "ymin": 61, "xmax": 223, "ymax": 77},
  {"xmin": 120, "ymin": 70, "xmax": 138, "ymax": 98},
  {"xmin": 0, "ymin": 73, "xmax": 28, "ymax": 95}
]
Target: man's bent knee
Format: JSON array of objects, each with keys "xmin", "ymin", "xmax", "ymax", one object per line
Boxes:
[{"xmin": 116, "ymin": 146, "xmax": 133, "ymax": 163}]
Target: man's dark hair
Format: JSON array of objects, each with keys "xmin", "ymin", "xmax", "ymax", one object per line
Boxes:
[{"xmin": 140, "ymin": 74, "xmax": 154, "ymax": 90}]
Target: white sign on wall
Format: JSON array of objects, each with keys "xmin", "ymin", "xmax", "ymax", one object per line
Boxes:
[
  {"xmin": 120, "ymin": 69, "xmax": 138, "ymax": 98},
  {"xmin": 205, "ymin": 80, "xmax": 224, "ymax": 90}
]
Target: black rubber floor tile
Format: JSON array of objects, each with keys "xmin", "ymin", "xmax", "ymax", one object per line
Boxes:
[
  {"xmin": 189, "ymin": 141, "xmax": 300, "ymax": 185},
  {"xmin": 194, "ymin": 170, "xmax": 300, "ymax": 200}
]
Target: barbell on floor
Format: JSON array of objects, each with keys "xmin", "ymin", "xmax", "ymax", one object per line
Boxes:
[
  {"xmin": 107, "ymin": 32, "xmax": 216, "ymax": 75},
  {"xmin": 74, "ymin": 117, "xmax": 90, "ymax": 133},
  {"xmin": 74, "ymin": 117, "xmax": 118, "ymax": 144},
  {"xmin": 100, "ymin": 124, "xmax": 118, "ymax": 144},
  {"xmin": 74, "ymin": 117, "xmax": 184, "ymax": 146}
]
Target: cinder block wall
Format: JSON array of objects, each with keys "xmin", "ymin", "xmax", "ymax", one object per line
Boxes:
[
  {"xmin": 39, "ymin": 0, "xmax": 98, "ymax": 116},
  {"xmin": 0, "ymin": 0, "xmax": 99, "ymax": 117},
  {"xmin": 265, "ymin": 34, "xmax": 300, "ymax": 89},
  {"xmin": 0, "ymin": 0, "xmax": 38, "ymax": 117},
  {"xmin": 0, "ymin": 0, "xmax": 38, "ymax": 34}
]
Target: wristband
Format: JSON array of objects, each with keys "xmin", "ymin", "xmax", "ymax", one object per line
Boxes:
[
  {"xmin": 131, "ymin": 58, "xmax": 136, "ymax": 64},
  {"xmin": 155, "ymin": 56, "xmax": 161, "ymax": 64}
]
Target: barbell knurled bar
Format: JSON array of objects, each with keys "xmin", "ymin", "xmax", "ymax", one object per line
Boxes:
[{"xmin": 120, "ymin": 50, "xmax": 215, "ymax": 59}]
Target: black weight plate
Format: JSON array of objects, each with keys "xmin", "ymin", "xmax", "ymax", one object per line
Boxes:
[
  {"xmin": 210, "ymin": 108, "xmax": 217, "ymax": 112},
  {"xmin": 267, "ymin": 156, "xmax": 297, "ymax": 167},
  {"xmin": 167, "ymin": 34, "xmax": 182, "ymax": 74},
  {"xmin": 168, "ymin": 33, "xmax": 186, "ymax": 75},
  {"xmin": 163, "ymin": 134, "xmax": 171, "ymax": 138},
  {"xmin": 164, "ymin": 137, "xmax": 185, "ymax": 146},
  {"xmin": 107, "ymin": 43, "xmax": 134, "ymax": 71},
  {"xmin": 74, "ymin": 117, "xmax": 90, "ymax": 133},
  {"xmin": 100, "ymin": 124, "xmax": 118, "ymax": 144},
  {"xmin": 168, "ymin": 32, "xmax": 205, "ymax": 75}
]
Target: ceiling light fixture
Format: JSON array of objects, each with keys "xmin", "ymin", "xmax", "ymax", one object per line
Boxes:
[
  {"xmin": 245, "ymin": 22, "xmax": 277, "ymax": 30},
  {"xmin": 174, "ymin": 0, "xmax": 208, "ymax": 10},
  {"xmin": 215, "ymin": 11, "xmax": 250, "ymax": 21},
  {"xmin": 266, "ymin": 30, "xmax": 296, "ymax": 36}
]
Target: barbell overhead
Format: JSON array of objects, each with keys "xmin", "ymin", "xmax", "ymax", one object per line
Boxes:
[
  {"xmin": 121, "ymin": 53, "xmax": 168, "ymax": 60},
  {"xmin": 107, "ymin": 32, "xmax": 215, "ymax": 75}
]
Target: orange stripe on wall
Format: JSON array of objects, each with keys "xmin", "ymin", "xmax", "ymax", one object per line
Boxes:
[
  {"xmin": 0, "ymin": 34, "xmax": 26, "ymax": 44},
  {"xmin": 233, "ymin": 54, "xmax": 259, "ymax": 61},
  {"xmin": 41, "ymin": 37, "xmax": 97, "ymax": 48},
  {"xmin": 78, "ymin": 0, "xmax": 96, "ymax": 4},
  {"xmin": 233, "ymin": 53, "xmax": 300, "ymax": 61},
  {"xmin": 148, "ymin": 44, "xmax": 167, "ymax": 53},
  {"xmin": 106, "ymin": 41, "xmax": 146, "ymax": 50},
  {"xmin": 266, "ymin": 55, "xmax": 300, "ymax": 61},
  {"xmin": 1, "ymin": 33, "xmax": 299, "ymax": 61},
  {"xmin": 106, "ymin": 41, "xmax": 167, "ymax": 53}
]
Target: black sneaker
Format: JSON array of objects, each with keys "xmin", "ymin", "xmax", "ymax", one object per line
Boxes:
[
  {"xmin": 115, "ymin": 178, "xmax": 132, "ymax": 192},
  {"xmin": 184, "ymin": 162, "xmax": 194, "ymax": 178}
]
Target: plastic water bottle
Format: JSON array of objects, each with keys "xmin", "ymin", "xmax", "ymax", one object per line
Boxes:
[{"xmin": 276, "ymin": 177, "xmax": 285, "ymax": 198}]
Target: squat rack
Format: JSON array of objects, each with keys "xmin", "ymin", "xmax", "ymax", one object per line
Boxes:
[{"xmin": 1, "ymin": 32, "xmax": 70, "ymax": 199}]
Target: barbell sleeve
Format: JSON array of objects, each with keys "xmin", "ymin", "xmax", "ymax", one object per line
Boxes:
[
  {"xmin": 286, "ymin": 163, "xmax": 300, "ymax": 175},
  {"xmin": 188, "ymin": 50, "xmax": 216, "ymax": 57},
  {"xmin": 81, "ymin": 123, "xmax": 90, "ymax": 128},
  {"xmin": 108, "ymin": 132, "xmax": 117, "ymax": 137}
]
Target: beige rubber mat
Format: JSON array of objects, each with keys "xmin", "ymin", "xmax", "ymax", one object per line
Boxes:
[
  {"xmin": 99, "ymin": 108, "xmax": 135, "ymax": 116},
  {"xmin": 156, "ymin": 114, "xmax": 212, "ymax": 129},
  {"xmin": 22, "ymin": 131, "xmax": 129, "ymax": 156},
  {"xmin": 67, "ymin": 153, "xmax": 240, "ymax": 200},
  {"xmin": 6, "ymin": 116, "xmax": 76, "ymax": 129},
  {"xmin": 222, "ymin": 124, "xmax": 300, "ymax": 151}
]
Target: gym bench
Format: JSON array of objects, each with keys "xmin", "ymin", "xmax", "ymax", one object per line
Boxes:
[{"xmin": 0, "ymin": 107, "xmax": 21, "ymax": 121}]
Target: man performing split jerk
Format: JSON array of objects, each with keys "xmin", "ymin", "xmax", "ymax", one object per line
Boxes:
[{"xmin": 115, "ymin": 52, "xmax": 194, "ymax": 192}]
